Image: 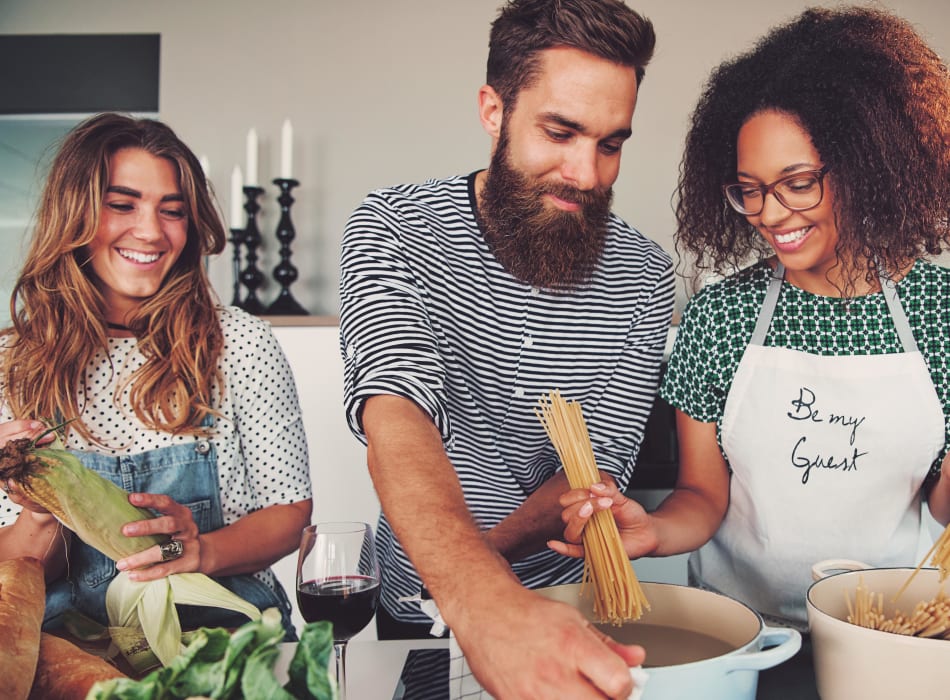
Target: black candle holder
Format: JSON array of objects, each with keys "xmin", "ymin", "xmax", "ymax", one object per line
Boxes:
[
  {"xmin": 238, "ymin": 186, "xmax": 266, "ymax": 315},
  {"xmin": 266, "ymin": 178, "xmax": 308, "ymax": 315},
  {"xmin": 228, "ymin": 227, "xmax": 244, "ymax": 307}
]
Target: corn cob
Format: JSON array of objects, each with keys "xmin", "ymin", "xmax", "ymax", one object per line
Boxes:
[
  {"xmin": 0, "ymin": 432, "xmax": 261, "ymax": 667},
  {"xmin": 0, "ymin": 438, "xmax": 164, "ymax": 557}
]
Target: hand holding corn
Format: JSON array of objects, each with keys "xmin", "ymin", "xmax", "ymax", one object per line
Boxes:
[
  {"xmin": 0, "ymin": 418, "xmax": 54, "ymax": 447},
  {"xmin": 115, "ymin": 491, "xmax": 202, "ymax": 579},
  {"xmin": 1, "ymin": 421, "xmax": 201, "ymax": 578},
  {"xmin": 0, "ymin": 424, "xmax": 260, "ymax": 667},
  {"xmin": 0, "ymin": 419, "xmax": 55, "ymax": 515}
]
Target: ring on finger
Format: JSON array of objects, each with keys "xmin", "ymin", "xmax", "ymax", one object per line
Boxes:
[{"xmin": 159, "ymin": 538, "xmax": 184, "ymax": 562}]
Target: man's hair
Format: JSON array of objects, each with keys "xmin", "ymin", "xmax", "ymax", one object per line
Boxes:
[
  {"xmin": 487, "ymin": 0, "xmax": 655, "ymax": 108},
  {"xmin": 675, "ymin": 6, "xmax": 950, "ymax": 291}
]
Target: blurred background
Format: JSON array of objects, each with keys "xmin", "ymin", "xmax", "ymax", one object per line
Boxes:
[{"xmin": 2, "ymin": 0, "xmax": 947, "ymax": 324}]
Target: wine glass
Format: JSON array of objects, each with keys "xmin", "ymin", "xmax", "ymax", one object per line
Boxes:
[{"xmin": 296, "ymin": 521, "xmax": 381, "ymax": 700}]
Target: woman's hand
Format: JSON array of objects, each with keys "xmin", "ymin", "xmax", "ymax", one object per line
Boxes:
[
  {"xmin": 548, "ymin": 480, "xmax": 659, "ymax": 560},
  {"xmin": 0, "ymin": 418, "xmax": 53, "ymax": 448},
  {"xmin": 925, "ymin": 452, "xmax": 950, "ymax": 525},
  {"xmin": 115, "ymin": 492, "xmax": 203, "ymax": 581},
  {"xmin": 2, "ymin": 479, "xmax": 53, "ymax": 516},
  {"xmin": 0, "ymin": 419, "xmax": 57, "ymax": 515}
]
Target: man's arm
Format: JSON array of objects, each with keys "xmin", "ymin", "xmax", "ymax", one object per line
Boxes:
[
  {"xmin": 486, "ymin": 468, "xmax": 608, "ymax": 563},
  {"xmin": 363, "ymin": 394, "xmax": 512, "ymax": 607},
  {"xmin": 363, "ymin": 394, "xmax": 644, "ymax": 699}
]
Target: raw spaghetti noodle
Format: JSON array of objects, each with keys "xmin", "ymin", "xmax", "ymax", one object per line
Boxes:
[
  {"xmin": 893, "ymin": 520, "xmax": 950, "ymax": 601},
  {"xmin": 846, "ymin": 522, "xmax": 950, "ymax": 640},
  {"xmin": 846, "ymin": 576, "xmax": 950, "ymax": 640},
  {"xmin": 535, "ymin": 390, "xmax": 650, "ymax": 624}
]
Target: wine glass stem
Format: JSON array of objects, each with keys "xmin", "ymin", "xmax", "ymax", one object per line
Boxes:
[{"xmin": 335, "ymin": 641, "xmax": 348, "ymax": 700}]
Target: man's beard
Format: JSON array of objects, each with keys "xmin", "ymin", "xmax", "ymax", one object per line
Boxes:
[{"xmin": 478, "ymin": 131, "xmax": 613, "ymax": 292}]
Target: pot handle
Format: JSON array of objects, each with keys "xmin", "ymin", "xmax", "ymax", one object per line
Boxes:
[
  {"xmin": 720, "ymin": 626, "xmax": 802, "ymax": 673},
  {"xmin": 811, "ymin": 558, "xmax": 872, "ymax": 582}
]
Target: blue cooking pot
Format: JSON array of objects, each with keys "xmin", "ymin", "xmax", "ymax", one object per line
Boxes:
[{"xmin": 537, "ymin": 581, "xmax": 801, "ymax": 700}]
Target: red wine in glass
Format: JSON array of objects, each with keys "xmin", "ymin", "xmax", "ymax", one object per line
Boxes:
[
  {"xmin": 297, "ymin": 575, "xmax": 381, "ymax": 641},
  {"xmin": 297, "ymin": 522, "xmax": 380, "ymax": 700}
]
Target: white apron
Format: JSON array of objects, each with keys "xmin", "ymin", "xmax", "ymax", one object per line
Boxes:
[{"xmin": 689, "ymin": 263, "xmax": 945, "ymax": 628}]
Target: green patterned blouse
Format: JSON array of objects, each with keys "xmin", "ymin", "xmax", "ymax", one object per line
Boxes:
[{"xmin": 659, "ymin": 259, "xmax": 950, "ymax": 479}]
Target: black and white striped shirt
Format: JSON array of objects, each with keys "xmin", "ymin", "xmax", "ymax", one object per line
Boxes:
[{"xmin": 340, "ymin": 172, "xmax": 674, "ymax": 623}]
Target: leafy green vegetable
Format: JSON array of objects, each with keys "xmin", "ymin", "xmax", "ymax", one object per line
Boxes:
[
  {"xmin": 286, "ymin": 620, "xmax": 335, "ymax": 699},
  {"xmin": 86, "ymin": 608, "xmax": 338, "ymax": 700}
]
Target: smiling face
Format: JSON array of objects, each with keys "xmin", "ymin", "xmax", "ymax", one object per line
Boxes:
[
  {"xmin": 476, "ymin": 46, "xmax": 639, "ymax": 289},
  {"xmin": 86, "ymin": 147, "xmax": 188, "ymax": 322},
  {"xmin": 736, "ymin": 110, "xmax": 842, "ymax": 293}
]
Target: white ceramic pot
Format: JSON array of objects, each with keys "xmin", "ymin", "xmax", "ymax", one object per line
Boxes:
[
  {"xmin": 806, "ymin": 559, "xmax": 950, "ymax": 700},
  {"xmin": 537, "ymin": 582, "xmax": 800, "ymax": 700}
]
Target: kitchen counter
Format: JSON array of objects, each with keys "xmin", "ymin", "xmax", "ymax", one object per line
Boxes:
[{"xmin": 287, "ymin": 635, "xmax": 820, "ymax": 699}]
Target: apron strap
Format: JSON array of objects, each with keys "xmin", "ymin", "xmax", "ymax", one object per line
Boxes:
[
  {"xmin": 750, "ymin": 262, "xmax": 918, "ymax": 352},
  {"xmin": 749, "ymin": 263, "xmax": 785, "ymax": 346},
  {"xmin": 880, "ymin": 272, "xmax": 919, "ymax": 353}
]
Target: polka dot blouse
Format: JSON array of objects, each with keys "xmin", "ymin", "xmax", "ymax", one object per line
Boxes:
[
  {"xmin": 0, "ymin": 305, "xmax": 312, "ymax": 527},
  {"xmin": 660, "ymin": 259, "xmax": 950, "ymax": 479}
]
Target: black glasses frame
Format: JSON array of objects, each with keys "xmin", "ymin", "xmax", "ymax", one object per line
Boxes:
[{"xmin": 723, "ymin": 165, "xmax": 830, "ymax": 216}]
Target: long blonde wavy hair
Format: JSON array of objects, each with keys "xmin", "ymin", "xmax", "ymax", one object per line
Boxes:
[{"xmin": 2, "ymin": 113, "xmax": 228, "ymax": 442}]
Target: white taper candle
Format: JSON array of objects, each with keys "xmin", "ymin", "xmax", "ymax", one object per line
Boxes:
[
  {"xmin": 230, "ymin": 165, "xmax": 244, "ymax": 228},
  {"xmin": 245, "ymin": 128, "xmax": 258, "ymax": 186},
  {"xmin": 280, "ymin": 119, "xmax": 293, "ymax": 179}
]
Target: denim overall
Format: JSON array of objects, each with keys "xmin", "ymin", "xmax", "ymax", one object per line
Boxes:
[{"xmin": 44, "ymin": 423, "xmax": 297, "ymax": 640}]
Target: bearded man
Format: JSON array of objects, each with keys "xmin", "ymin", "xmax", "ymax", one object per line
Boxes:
[{"xmin": 339, "ymin": 0, "xmax": 673, "ymax": 697}]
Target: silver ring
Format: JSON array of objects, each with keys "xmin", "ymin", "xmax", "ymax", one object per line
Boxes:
[{"xmin": 159, "ymin": 539, "xmax": 184, "ymax": 562}]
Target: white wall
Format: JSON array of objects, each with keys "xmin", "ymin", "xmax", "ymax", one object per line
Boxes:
[
  {"xmin": 1, "ymin": 0, "xmax": 947, "ymax": 314},
  {"xmin": 267, "ymin": 324, "xmax": 380, "ymax": 639}
]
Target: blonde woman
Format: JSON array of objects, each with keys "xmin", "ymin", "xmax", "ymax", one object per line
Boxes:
[{"xmin": 0, "ymin": 113, "xmax": 311, "ymax": 639}]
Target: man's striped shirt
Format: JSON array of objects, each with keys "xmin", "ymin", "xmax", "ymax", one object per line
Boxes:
[{"xmin": 340, "ymin": 172, "xmax": 674, "ymax": 623}]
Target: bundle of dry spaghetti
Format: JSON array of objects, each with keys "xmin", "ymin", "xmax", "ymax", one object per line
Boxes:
[
  {"xmin": 535, "ymin": 390, "xmax": 649, "ymax": 624},
  {"xmin": 846, "ymin": 576, "xmax": 950, "ymax": 639}
]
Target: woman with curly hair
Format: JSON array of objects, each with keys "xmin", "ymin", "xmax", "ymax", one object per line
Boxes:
[
  {"xmin": 0, "ymin": 113, "xmax": 312, "ymax": 638},
  {"xmin": 554, "ymin": 6, "xmax": 950, "ymax": 631}
]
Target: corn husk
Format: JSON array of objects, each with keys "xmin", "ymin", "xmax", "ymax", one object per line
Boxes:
[{"xmin": 0, "ymin": 432, "xmax": 261, "ymax": 667}]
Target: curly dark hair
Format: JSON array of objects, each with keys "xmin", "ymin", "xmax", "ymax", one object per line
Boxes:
[
  {"xmin": 675, "ymin": 6, "xmax": 950, "ymax": 293},
  {"xmin": 487, "ymin": 0, "xmax": 655, "ymax": 109}
]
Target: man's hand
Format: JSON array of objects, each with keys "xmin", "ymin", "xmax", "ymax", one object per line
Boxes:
[{"xmin": 450, "ymin": 583, "xmax": 645, "ymax": 699}]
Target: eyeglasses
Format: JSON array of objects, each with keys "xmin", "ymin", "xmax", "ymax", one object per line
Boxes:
[{"xmin": 723, "ymin": 166, "xmax": 830, "ymax": 216}]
